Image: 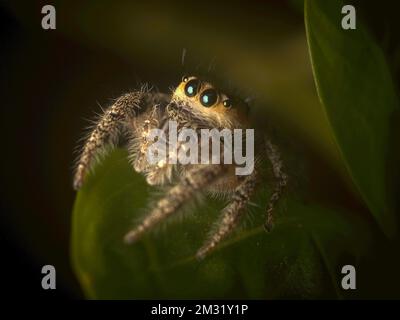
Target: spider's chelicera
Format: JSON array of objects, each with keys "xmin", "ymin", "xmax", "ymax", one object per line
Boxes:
[{"xmin": 74, "ymin": 75, "xmax": 287, "ymax": 259}]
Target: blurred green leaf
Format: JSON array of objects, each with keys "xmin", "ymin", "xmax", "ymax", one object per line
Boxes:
[
  {"xmin": 305, "ymin": 0, "xmax": 399, "ymax": 236},
  {"xmin": 71, "ymin": 149, "xmax": 372, "ymax": 299}
]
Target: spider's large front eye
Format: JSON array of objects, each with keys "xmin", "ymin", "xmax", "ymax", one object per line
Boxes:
[
  {"xmin": 200, "ymin": 89, "xmax": 218, "ymax": 107},
  {"xmin": 184, "ymin": 79, "xmax": 200, "ymax": 97}
]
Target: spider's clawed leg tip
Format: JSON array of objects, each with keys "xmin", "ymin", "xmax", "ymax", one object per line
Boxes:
[
  {"xmin": 123, "ymin": 232, "xmax": 138, "ymax": 245},
  {"xmin": 195, "ymin": 251, "xmax": 206, "ymax": 261},
  {"xmin": 73, "ymin": 180, "xmax": 82, "ymax": 191},
  {"xmin": 196, "ymin": 245, "xmax": 213, "ymax": 261},
  {"xmin": 263, "ymin": 222, "xmax": 274, "ymax": 233}
]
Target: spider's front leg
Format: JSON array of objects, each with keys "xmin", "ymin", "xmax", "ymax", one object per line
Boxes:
[
  {"xmin": 264, "ymin": 137, "xmax": 288, "ymax": 231},
  {"xmin": 73, "ymin": 90, "xmax": 169, "ymax": 190},
  {"xmin": 196, "ymin": 171, "xmax": 258, "ymax": 260},
  {"xmin": 124, "ymin": 164, "xmax": 227, "ymax": 244}
]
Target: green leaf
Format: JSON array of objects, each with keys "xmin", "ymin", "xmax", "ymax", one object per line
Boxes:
[
  {"xmin": 305, "ymin": 0, "xmax": 399, "ymax": 236},
  {"xmin": 71, "ymin": 149, "xmax": 372, "ymax": 299}
]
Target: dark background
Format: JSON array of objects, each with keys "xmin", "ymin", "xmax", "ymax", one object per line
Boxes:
[{"xmin": 1, "ymin": 0, "xmax": 399, "ymax": 299}]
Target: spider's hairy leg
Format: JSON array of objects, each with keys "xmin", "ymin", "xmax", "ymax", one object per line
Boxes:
[
  {"xmin": 196, "ymin": 171, "xmax": 258, "ymax": 260},
  {"xmin": 73, "ymin": 91, "xmax": 168, "ymax": 190},
  {"xmin": 264, "ymin": 138, "xmax": 288, "ymax": 232},
  {"xmin": 124, "ymin": 164, "xmax": 226, "ymax": 244}
]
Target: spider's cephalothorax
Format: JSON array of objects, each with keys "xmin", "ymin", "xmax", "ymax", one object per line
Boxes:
[{"xmin": 74, "ymin": 75, "xmax": 287, "ymax": 259}]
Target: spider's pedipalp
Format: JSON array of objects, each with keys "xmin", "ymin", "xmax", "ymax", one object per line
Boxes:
[
  {"xmin": 264, "ymin": 137, "xmax": 288, "ymax": 231},
  {"xmin": 124, "ymin": 164, "xmax": 227, "ymax": 244},
  {"xmin": 196, "ymin": 171, "xmax": 258, "ymax": 260},
  {"xmin": 73, "ymin": 91, "xmax": 169, "ymax": 190}
]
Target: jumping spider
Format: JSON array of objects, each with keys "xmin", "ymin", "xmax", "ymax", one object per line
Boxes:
[{"xmin": 74, "ymin": 75, "xmax": 287, "ymax": 259}]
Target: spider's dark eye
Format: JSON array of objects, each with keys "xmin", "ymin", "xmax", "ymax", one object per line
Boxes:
[
  {"xmin": 184, "ymin": 79, "xmax": 200, "ymax": 97},
  {"xmin": 200, "ymin": 89, "xmax": 218, "ymax": 107},
  {"xmin": 182, "ymin": 75, "xmax": 189, "ymax": 83},
  {"xmin": 223, "ymin": 99, "xmax": 232, "ymax": 108}
]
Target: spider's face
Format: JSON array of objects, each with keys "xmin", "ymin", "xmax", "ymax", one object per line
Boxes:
[{"xmin": 170, "ymin": 75, "xmax": 249, "ymax": 128}]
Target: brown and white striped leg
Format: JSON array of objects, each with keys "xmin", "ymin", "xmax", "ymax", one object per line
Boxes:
[
  {"xmin": 124, "ymin": 164, "xmax": 226, "ymax": 244},
  {"xmin": 196, "ymin": 171, "xmax": 258, "ymax": 260},
  {"xmin": 264, "ymin": 138, "xmax": 288, "ymax": 231},
  {"xmin": 73, "ymin": 91, "xmax": 168, "ymax": 190}
]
